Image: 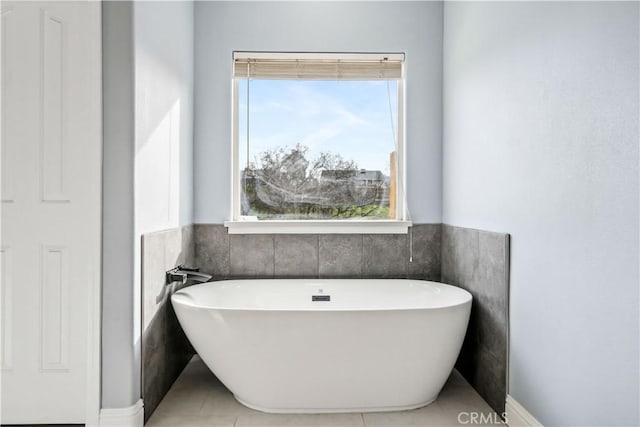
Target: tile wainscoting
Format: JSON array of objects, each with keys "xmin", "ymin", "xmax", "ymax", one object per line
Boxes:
[
  {"xmin": 141, "ymin": 226, "xmax": 196, "ymax": 422},
  {"xmin": 194, "ymin": 223, "xmax": 441, "ymax": 280},
  {"xmin": 141, "ymin": 223, "xmax": 509, "ymax": 421},
  {"xmin": 442, "ymin": 225, "xmax": 510, "ymax": 415}
]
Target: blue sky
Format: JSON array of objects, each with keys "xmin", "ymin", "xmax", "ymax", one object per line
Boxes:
[{"xmin": 238, "ymin": 79, "xmax": 398, "ymax": 174}]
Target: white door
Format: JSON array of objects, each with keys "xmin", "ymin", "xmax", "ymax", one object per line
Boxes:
[{"xmin": 0, "ymin": 1, "xmax": 101, "ymax": 423}]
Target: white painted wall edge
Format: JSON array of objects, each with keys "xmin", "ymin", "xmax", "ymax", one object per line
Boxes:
[
  {"xmin": 85, "ymin": 262, "xmax": 102, "ymax": 427},
  {"xmin": 86, "ymin": 2, "xmax": 103, "ymax": 425},
  {"xmin": 506, "ymin": 395, "xmax": 543, "ymax": 427},
  {"xmin": 100, "ymin": 399, "xmax": 144, "ymax": 427}
]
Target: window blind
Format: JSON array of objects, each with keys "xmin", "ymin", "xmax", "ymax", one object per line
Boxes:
[{"xmin": 233, "ymin": 53, "xmax": 403, "ymax": 80}]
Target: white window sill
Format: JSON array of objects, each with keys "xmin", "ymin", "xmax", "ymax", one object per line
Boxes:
[{"xmin": 224, "ymin": 220, "xmax": 412, "ymax": 235}]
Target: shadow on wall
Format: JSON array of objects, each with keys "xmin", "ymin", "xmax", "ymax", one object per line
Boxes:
[
  {"xmin": 134, "ymin": 0, "xmax": 193, "ymax": 156},
  {"xmin": 136, "ymin": 99, "xmax": 183, "ymax": 230},
  {"xmin": 134, "ymin": 0, "xmax": 194, "ymax": 251}
]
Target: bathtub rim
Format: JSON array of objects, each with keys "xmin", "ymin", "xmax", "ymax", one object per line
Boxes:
[{"xmin": 171, "ymin": 278, "xmax": 472, "ymax": 312}]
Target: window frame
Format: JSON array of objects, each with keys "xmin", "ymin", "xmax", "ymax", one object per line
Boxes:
[{"xmin": 226, "ymin": 51, "xmax": 410, "ymax": 234}]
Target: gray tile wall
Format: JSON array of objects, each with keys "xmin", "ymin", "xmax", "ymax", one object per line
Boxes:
[
  {"xmin": 142, "ymin": 226, "xmax": 195, "ymax": 329},
  {"xmin": 441, "ymin": 224, "xmax": 510, "ymax": 415},
  {"xmin": 143, "ymin": 222, "xmax": 509, "ymax": 421},
  {"xmin": 141, "ymin": 225, "xmax": 196, "ymax": 422},
  {"xmin": 194, "ymin": 223, "xmax": 442, "ymax": 281}
]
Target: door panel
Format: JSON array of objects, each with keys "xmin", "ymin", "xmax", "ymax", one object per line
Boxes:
[{"xmin": 1, "ymin": 1, "xmax": 101, "ymax": 423}]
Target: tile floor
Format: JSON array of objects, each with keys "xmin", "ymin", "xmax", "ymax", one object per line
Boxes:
[{"xmin": 146, "ymin": 356, "xmax": 502, "ymax": 427}]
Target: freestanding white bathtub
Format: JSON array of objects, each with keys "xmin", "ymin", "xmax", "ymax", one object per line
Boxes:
[{"xmin": 171, "ymin": 279, "xmax": 471, "ymax": 414}]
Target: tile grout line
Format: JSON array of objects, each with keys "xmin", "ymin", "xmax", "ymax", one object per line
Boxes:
[
  {"xmin": 272, "ymin": 234, "xmax": 275, "ymax": 277},
  {"xmin": 360, "ymin": 412, "xmax": 366, "ymax": 426},
  {"xmin": 360, "ymin": 234, "xmax": 364, "ymax": 278},
  {"xmin": 316, "ymin": 234, "xmax": 319, "ymax": 278},
  {"xmin": 195, "ymin": 388, "xmax": 208, "ymax": 416}
]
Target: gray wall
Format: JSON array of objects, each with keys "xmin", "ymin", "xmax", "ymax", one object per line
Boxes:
[
  {"xmin": 193, "ymin": 1, "xmax": 443, "ymax": 224},
  {"xmin": 442, "ymin": 225, "xmax": 509, "ymax": 415},
  {"xmin": 443, "ymin": 2, "xmax": 639, "ymax": 425},
  {"xmin": 142, "ymin": 226, "xmax": 195, "ymax": 421},
  {"xmin": 102, "ymin": 0, "xmax": 138, "ymax": 409},
  {"xmin": 194, "ymin": 224, "xmax": 441, "ymax": 281}
]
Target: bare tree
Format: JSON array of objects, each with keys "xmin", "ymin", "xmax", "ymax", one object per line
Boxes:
[{"xmin": 243, "ymin": 144, "xmax": 387, "ymax": 219}]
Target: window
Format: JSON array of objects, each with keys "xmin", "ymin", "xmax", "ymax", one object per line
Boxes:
[{"xmin": 227, "ymin": 52, "xmax": 409, "ymax": 234}]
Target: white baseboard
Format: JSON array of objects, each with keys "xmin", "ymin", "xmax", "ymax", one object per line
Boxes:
[
  {"xmin": 506, "ymin": 395, "xmax": 543, "ymax": 427},
  {"xmin": 100, "ymin": 399, "xmax": 144, "ymax": 427}
]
